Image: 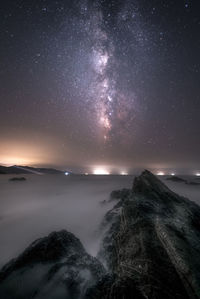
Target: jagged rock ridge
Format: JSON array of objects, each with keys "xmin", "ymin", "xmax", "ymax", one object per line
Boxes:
[{"xmin": 97, "ymin": 170, "xmax": 200, "ymax": 299}]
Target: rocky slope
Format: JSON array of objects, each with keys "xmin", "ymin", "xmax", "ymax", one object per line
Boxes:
[
  {"xmin": 97, "ymin": 170, "xmax": 200, "ymax": 298},
  {"xmin": 1, "ymin": 170, "xmax": 200, "ymax": 299},
  {"xmin": 0, "ymin": 230, "xmax": 105, "ymax": 299}
]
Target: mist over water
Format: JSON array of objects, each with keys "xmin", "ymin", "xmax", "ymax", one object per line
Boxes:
[
  {"xmin": 0, "ymin": 173, "xmax": 199, "ymax": 268},
  {"xmin": 0, "ymin": 174, "xmax": 133, "ymax": 267}
]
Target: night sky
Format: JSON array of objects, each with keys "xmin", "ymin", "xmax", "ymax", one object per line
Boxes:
[{"xmin": 0, "ymin": 0, "xmax": 200, "ymax": 173}]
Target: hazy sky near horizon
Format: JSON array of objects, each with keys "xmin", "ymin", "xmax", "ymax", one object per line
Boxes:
[{"xmin": 0, "ymin": 0, "xmax": 200, "ymax": 170}]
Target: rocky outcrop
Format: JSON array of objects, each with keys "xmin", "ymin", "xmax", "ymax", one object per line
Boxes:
[
  {"xmin": 97, "ymin": 170, "xmax": 200, "ymax": 299},
  {"xmin": 1, "ymin": 170, "xmax": 200, "ymax": 299},
  {"xmin": 166, "ymin": 176, "xmax": 186, "ymax": 182},
  {"xmin": 0, "ymin": 230, "xmax": 105, "ymax": 299},
  {"xmin": 166, "ymin": 175, "xmax": 200, "ymax": 185},
  {"xmin": 9, "ymin": 177, "xmax": 26, "ymax": 181}
]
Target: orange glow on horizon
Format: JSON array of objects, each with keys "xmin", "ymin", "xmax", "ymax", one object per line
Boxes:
[
  {"xmin": 0, "ymin": 156, "xmax": 39, "ymax": 167},
  {"xmin": 0, "ymin": 138, "xmax": 61, "ymax": 167}
]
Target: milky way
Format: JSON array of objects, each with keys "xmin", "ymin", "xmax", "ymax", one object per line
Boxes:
[
  {"xmin": 58, "ymin": 0, "xmax": 147, "ymax": 143},
  {"xmin": 0, "ymin": 0, "xmax": 200, "ymax": 171},
  {"xmin": 87, "ymin": 2, "xmax": 138, "ymax": 142}
]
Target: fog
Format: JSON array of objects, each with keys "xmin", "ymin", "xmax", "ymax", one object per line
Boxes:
[
  {"xmin": 0, "ymin": 174, "xmax": 199, "ymax": 267},
  {"xmin": 0, "ymin": 174, "xmax": 133, "ymax": 267}
]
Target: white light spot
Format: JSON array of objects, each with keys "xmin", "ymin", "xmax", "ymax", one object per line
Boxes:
[
  {"xmin": 93, "ymin": 168, "xmax": 110, "ymax": 175},
  {"xmin": 121, "ymin": 171, "xmax": 128, "ymax": 175},
  {"xmin": 196, "ymin": 173, "xmax": 200, "ymax": 177},
  {"xmin": 157, "ymin": 171, "xmax": 165, "ymax": 176},
  {"xmin": 171, "ymin": 173, "xmax": 175, "ymax": 176},
  {"xmin": 65, "ymin": 172, "xmax": 69, "ymax": 176}
]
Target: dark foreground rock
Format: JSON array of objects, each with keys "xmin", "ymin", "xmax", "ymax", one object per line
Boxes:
[
  {"xmin": 97, "ymin": 170, "xmax": 200, "ymax": 299},
  {"xmin": 1, "ymin": 170, "xmax": 200, "ymax": 299},
  {"xmin": 0, "ymin": 230, "xmax": 105, "ymax": 299},
  {"xmin": 110, "ymin": 188, "xmax": 131, "ymax": 201},
  {"xmin": 9, "ymin": 177, "xmax": 26, "ymax": 181}
]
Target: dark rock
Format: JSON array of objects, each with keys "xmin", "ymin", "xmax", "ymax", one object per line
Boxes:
[
  {"xmin": 9, "ymin": 177, "xmax": 26, "ymax": 181},
  {"xmin": 0, "ymin": 230, "xmax": 105, "ymax": 299},
  {"xmin": 166, "ymin": 176, "xmax": 187, "ymax": 183},
  {"xmin": 97, "ymin": 170, "xmax": 200, "ymax": 299},
  {"xmin": 85, "ymin": 274, "xmax": 145, "ymax": 299},
  {"xmin": 133, "ymin": 169, "xmax": 172, "ymax": 195},
  {"xmin": 110, "ymin": 188, "xmax": 131, "ymax": 201}
]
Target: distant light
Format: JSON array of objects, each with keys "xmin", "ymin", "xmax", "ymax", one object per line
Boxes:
[
  {"xmin": 157, "ymin": 171, "xmax": 165, "ymax": 176},
  {"xmin": 196, "ymin": 173, "xmax": 200, "ymax": 177},
  {"xmin": 65, "ymin": 172, "xmax": 69, "ymax": 176},
  {"xmin": 85, "ymin": 172, "xmax": 88, "ymax": 175},
  {"xmin": 121, "ymin": 171, "xmax": 128, "ymax": 175},
  {"xmin": 93, "ymin": 168, "xmax": 110, "ymax": 175},
  {"xmin": 171, "ymin": 173, "xmax": 175, "ymax": 176}
]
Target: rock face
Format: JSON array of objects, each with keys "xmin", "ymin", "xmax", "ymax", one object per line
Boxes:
[
  {"xmin": 0, "ymin": 230, "xmax": 105, "ymax": 299},
  {"xmin": 1, "ymin": 170, "xmax": 200, "ymax": 299},
  {"xmin": 9, "ymin": 177, "xmax": 26, "ymax": 181},
  {"xmin": 97, "ymin": 170, "xmax": 200, "ymax": 299}
]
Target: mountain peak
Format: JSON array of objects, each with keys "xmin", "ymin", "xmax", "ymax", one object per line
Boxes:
[{"xmin": 132, "ymin": 169, "xmax": 171, "ymax": 195}]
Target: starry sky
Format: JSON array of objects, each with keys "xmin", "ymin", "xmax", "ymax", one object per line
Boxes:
[{"xmin": 0, "ymin": 0, "xmax": 200, "ymax": 173}]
